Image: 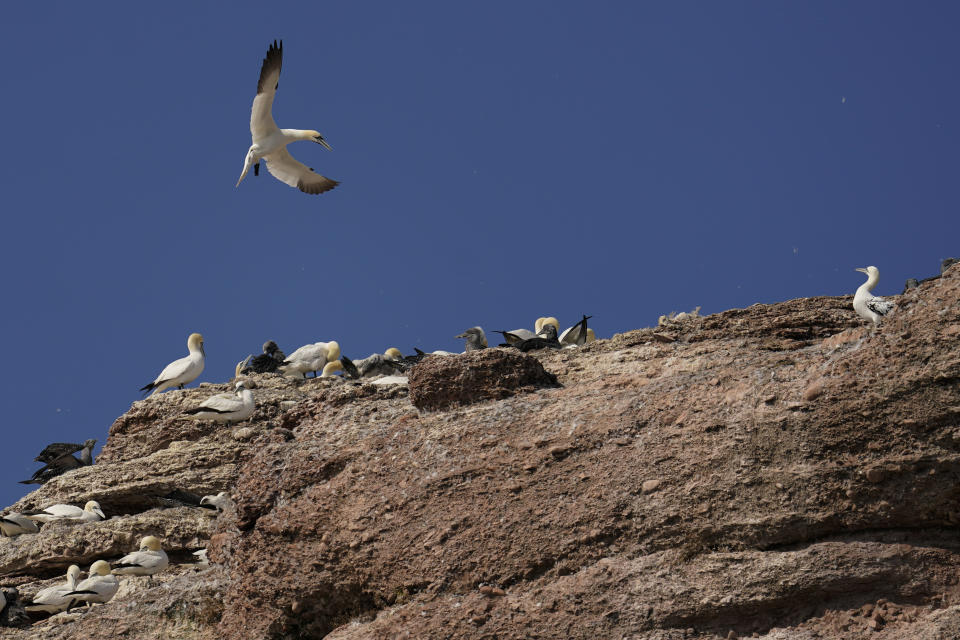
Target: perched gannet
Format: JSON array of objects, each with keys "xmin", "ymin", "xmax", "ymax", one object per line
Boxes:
[
  {"xmin": 558, "ymin": 315, "xmax": 593, "ymax": 347},
  {"xmin": 854, "ymin": 266, "xmax": 895, "ymax": 326},
  {"xmin": 140, "ymin": 333, "xmax": 205, "ymax": 396},
  {"xmin": 343, "ymin": 348, "xmax": 405, "ymax": 378},
  {"xmin": 112, "ymin": 536, "xmax": 169, "ymax": 577},
  {"xmin": 20, "ymin": 439, "xmax": 97, "ymax": 485},
  {"xmin": 0, "ymin": 512, "xmax": 39, "ymax": 537},
  {"xmin": 321, "ymin": 360, "xmax": 345, "ymax": 377},
  {"xmin": 241, "ymin": 341, "xmax": 287, "ymax": 374},
  {"xmin": 193, "ymin": 549, "xmax": 209, "ymax": 566},
  {"xmin": 183, "ymin": 381, "xmax": 255, "ymax": 424},
  {"xmin": 514, "ymin": 323, "xmax": 561, "ymax": 352},
  {"xmin": 24, "ymin": 565, "xmax": 82, "ymax": 614},
  {"xmin": 281, "ymin": 340, "xmax": 340, "ymax": 378},
  {"xmin": 537, "ymin": 317, "xmax": 560, "ymax": 333},
  {"xmin": 455, "ymin": 327, "xmax": 488, "ymax": 352},
  {"xmin": 66, "ymin": 561, "xmax": 118, "ymax": 606},
  {"xmin": 199, "ymin": 492, "xmax": 232, "ymax": 512},
  {"xmin": 24, "ymin": 500, "xmax": 105, "ymax": 524},
  {"xmin": 236, "ymin": 40, "xmax": 339, "ymax": 195}
]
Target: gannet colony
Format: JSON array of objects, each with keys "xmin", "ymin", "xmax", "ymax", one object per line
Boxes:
[{"xmin": 0, "ymin": 38, "xmax": 940, "ymax": 628}]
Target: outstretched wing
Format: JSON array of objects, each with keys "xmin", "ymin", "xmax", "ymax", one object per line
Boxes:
[
  {"xmin": 35, "ymin": 442, "xmax": 83, "ymax": 464},
  {"xmin": 263, "ymin": 148, "xmax": 339, "ymax": 195},
  {"xmin": 251, "ymin": 40, "xmax": 282, "ymax": 140}
]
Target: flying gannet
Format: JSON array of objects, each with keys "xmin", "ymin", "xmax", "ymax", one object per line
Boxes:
[
  {"xmin": 140, "ymin": 333, "xmax": 205, "ymax": 396},
  {"xmin": 20, "ymin": 439, "xmax": 97, "ymax": 485},
  {"xmin": 112, "ymin": 536, "xmax": 169, "ymax": 577},
  {"xmin": 281, "ymin": 340, "xmax": 341, "ymax": 378},
  {"xmin": 455, "ymin": 327, "xmax": 488, "ymax": 352},
  {"xmin": 854, "ymin": 266, "xmax": 895, "ymax": 326},
  {"xmin": 236, "ymin": 40, "xmax": 339, "ymax": 195},
  {"xmin": 183, "ymin": 381, "xmax": 255, "ymax": 424},
  {"xmin": 66, "ymin": 561, "xmax": 118, "ymax": 606},
  {"xmin": 0, "ymin": 512, "xmax": 39, "ymax": 537},
  {"xmin": 24, "ymin": 500, "xmax": 105, "ymax": 524},
  {"xmin": 24, "ymin": 565, "xmax": 82, "ymax": 614}
]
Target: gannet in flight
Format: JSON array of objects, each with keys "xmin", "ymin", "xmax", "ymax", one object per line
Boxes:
[
  {"xmin": 25, "ymin": 565, "xmax": 82, "ymax": 614},
  {"xmin": 0, "ymin": 512, "xmax": 39, "ymax": 537},
  {"xmin": 236, "ymin": 40, "xmax": 339, "ymax": 195},
  {"xmin": 112, "ymin": 536, "xmax": 169, "ymax": 577},
  {"xmin": 183, "ymin": 381, "xmax": 255, "ymax": 424},
  {"xmin": 140, "ymin": 333, "xmax": 205, "ymax": 396},
  {"xmin": 24, "ymin": 500, "xmax": 105, "ymax": 524},
  {"xmin": 854, "ymin": 266, "xmax": 894, "ymax": 326},
  {"xmin": 66, "ymin": 561, "xmax": 118, "ymax": 606}
]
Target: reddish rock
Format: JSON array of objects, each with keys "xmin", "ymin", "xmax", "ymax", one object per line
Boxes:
[{"xmin": 408, "ymin": 348, "xmax": 559, "ymax": 411}]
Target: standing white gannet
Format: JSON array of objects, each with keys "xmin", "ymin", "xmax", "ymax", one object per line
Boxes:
[
  {"xmin": 140, "ymin": 333, "xmax": 205, "ymax": 396},
  {"xmin": 854, "ymin": 266, "xmax": 895, "ymax": 326},
  {"xmin": 0, "ymin": 512, "xmax": 39, "ymax": 537},
  {"xmin": 182, "ymin": 381, "xmax": 255, "ymax": 424},
  {"xmin": 112, "ymin": 536, "xmax": 169, "ymax": 577},
  {"xmin": 24, "ymin": 500, "xmax": 105, "ymax": 524},
  {"xmin": 24, "ymin": 565, "xmax": 82, "ymax": 614},
  {"xmin": 66, "ymin": 561, "xmax": 118, "ymax": 606},
  {"xmin": 236, "ymin": 40, "xmax": 339, "ymax": 195},
  {"xmin": 281, "ymin": 340, "xmax": 341, "ymax": 378}
]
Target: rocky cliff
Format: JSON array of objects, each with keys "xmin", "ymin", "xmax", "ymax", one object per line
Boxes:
[{"xmin": 2, "ymin": 265, "xmax": 959, "ymax": 639}]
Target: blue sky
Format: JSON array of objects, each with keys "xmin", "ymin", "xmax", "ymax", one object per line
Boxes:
[{"xmin": 1, "ymin": 2, "xmax": 957, "ymax": 508}]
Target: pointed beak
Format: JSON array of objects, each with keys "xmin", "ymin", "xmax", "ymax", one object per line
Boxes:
[
  {"xmin": 200, "ymin": 343, "xmax": 206, "ymax": 357},
  {"xmin": 95, "ymin": 508, "xmax": 105, "ymax": 519},
  {"xmin": 316, "ymin": 136, "xmax": 333, "ymax": 151},
  {"xmin": 855, "ymin": 268, "xmax": 868, "ymax": 274}
]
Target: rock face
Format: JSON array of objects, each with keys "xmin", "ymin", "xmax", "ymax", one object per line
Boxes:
[{"xmin": 2, "ymin": 264, "xmax": 960, "ymax": 639}]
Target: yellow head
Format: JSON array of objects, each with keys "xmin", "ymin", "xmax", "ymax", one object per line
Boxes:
[
  {"xmin": 188, "ymin": 333, "xmax": 205, "ymax": 356},
  {"xmin": 84, "ymin": 501, "xmax": 105, "ymax": 518},
  {"xmin": 321, "ymin": 360, "xmax": 343, "ymax": 377},
  {"xmin": 536, "ymin": 317, "xmax": 559, "ymax": 333},
  {"xmin": 140, "ymin": 535, "xmax": 163, "ymax": 552},
  {"xmin": 89, "ymin": 560, "xmax": 111, "ymax": 576},
  {"xmin": 326, "ymin": 341, "xmax": 341, "ymax": 362},
  {"xmin": 385, "ymin": 348, "xmax": 403, "ymax": 360},
  {"xmin": 67, "ymin": 564, "xmax": 82, "ymax": 582}
]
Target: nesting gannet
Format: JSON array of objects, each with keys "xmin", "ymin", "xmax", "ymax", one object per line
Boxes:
[
  {"xmin": 281, "ymin": 340, "xmax": 340, "ymax": 378},
  {"xmin": 514, "ymin": 323, "xmax": 562, "ymax": 352},
  {"xmin": 854, "ymin": 266, "xmax": 895, "ymax": 326},
  {"xmin": 21, "ymin": 438, "xmax": 98, "ymax": 485},
  {"xmin": 182, "ymin": 381, "xmax": 255, "ymax": 424},
  {"xmin": 455, "ymin": 327, "xmax": 488, "ymax": 352},
  {"xmin": 66, "ymin": 561, "xmax": 118, "ymax": 606},
  {"xmin": 236, "ymin": 40, "xmax": 339, "ymax": 195},
  {"xmin": 193, "ymin": 549, "xmax": 209, "ymax": 566},
  {"xmin": 112, "ymin": 536, "xmax": 169, "ymax": 577},
  {"xmin": 24, "ymin": 565, "xmax": 82, "ymax": 614},
  {"xmin": 321, "ymin": 360, "xmax": 346, "ymax": 377},
  {"xmin": 343, "ymin": 349, "xmax": 405, "ymax": 378},
  {"xmin": 199, "ymin": 492, "xmax": 232, "ymax": 512},
  {"xmin": 24, "ymin": 500, "xmax": 105, "ymax": 524},
  {"xmin": 240, "ymin": 340, "xmax": 287, "ymax": 374},
  {"xmin": 0, "ymin": 512, "xmax": 39, "ymax": 537},
  {"xmin": 558, "ymin": 315, "xmax": 593, "ymax": 346},
  {"xmin": 140, "ymin": 333, "xmax": 205, "ymax": 396}
]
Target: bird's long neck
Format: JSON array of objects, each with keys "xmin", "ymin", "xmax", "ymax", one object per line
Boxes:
[
  {"xmin": 859, "ymin": 271, "xmax": 879, "ymax": 294},
  {"xmin": 280, "ymin": 128, "xmax": 312, "ymax": 141}
]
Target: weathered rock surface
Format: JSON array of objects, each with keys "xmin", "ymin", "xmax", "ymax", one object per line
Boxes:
[{"xmin": 1, "ymin": 264, "xmax": 959, "ymax": 639}]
